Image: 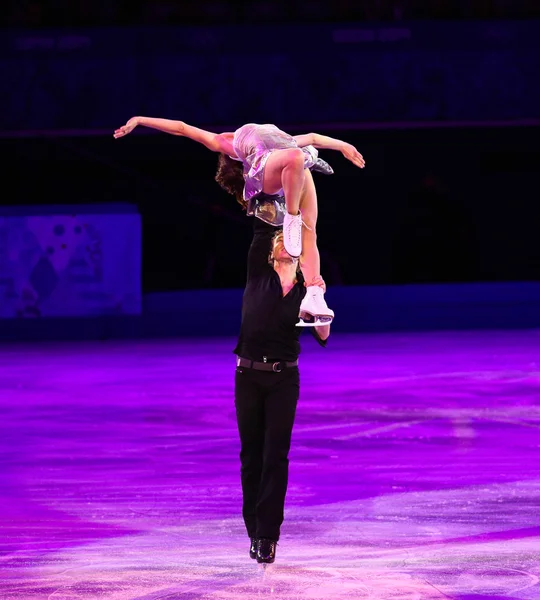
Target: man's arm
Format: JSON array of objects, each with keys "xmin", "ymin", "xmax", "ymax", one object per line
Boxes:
[
  {"xmin": 314, "ymin": 323, "xmax": 330, "ymax": 341},
  {"xmin": 114, "ymin": 116, "xmax": 237, "ymax": 156},
  {"xmin": 246, "ymin": 219, "xmax": 276, "ymax": 281},
  {"xmin": 294, "ymin": 133, "xmax": 365, "ymax": 168}
]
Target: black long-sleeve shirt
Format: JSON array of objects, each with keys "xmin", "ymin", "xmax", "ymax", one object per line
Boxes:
[{"xmin": 233, "ymin": 218, "xmax": 327, "ymax": 362}]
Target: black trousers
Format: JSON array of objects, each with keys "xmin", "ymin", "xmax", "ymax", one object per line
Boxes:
[{"xmin": 234, "ymin": 364, "xmax": 300, "ymax": 541}]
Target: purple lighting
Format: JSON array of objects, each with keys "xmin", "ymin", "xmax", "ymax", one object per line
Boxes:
[{"xmin": 1, "ymin": 330, "xmax": 539, "ymax": 598}]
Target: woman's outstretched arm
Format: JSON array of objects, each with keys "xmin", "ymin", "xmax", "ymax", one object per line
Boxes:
[
  {"xmin": 293, "ymin": 132, "xmax": 365, "ymax": 168},
  {"xmin": 114, "ymin": 116, "xmax": 236, "ymax": 155}
]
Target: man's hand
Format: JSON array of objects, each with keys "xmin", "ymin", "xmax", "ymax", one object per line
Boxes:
[
  {"xmin": 341, "ymin": 143, "xmax": 365, "ymax": 168},
  {"xmin": 114, "ymin": 117, "xmax": 139, "ymax": 139},
  {"xmin": 307, "ymin": 275, "xmax": 326, "ymax": 293}
]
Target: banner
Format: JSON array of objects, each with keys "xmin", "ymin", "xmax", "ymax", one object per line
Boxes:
[
  {"xmin": 2, "ymin": 22, "xmax": 540, "ymax": 130},
  {"xmin": 0, "ymin": 204, "xmax": 141, "ymax": 318}
]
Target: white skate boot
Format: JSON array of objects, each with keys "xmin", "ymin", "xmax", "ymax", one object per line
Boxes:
[
  {"xmin": 296, "ymin": 285, "xmax": 334, "ymax": 327},
  {"xmin": 283, "ymin": 211, "xmax": 303, "ymax": 258}
]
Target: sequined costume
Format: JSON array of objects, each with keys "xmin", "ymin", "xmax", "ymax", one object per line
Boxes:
[{"xmin": 232, "ymin": 123, "xmax": 333, "ymax": 226}]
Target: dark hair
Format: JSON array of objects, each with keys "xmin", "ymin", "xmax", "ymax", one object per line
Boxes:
[{"xmin": 215, "ymin": 153, "xmax": 246, "ymax": 209}]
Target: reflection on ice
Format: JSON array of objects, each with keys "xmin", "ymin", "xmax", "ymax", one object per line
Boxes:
[{"xmin": 1, "ymin": 331, "xmax": 540, "ymax": 599}]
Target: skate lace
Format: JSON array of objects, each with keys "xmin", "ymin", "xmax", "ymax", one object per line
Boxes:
[
  {"xmin": 285, "ymin": 214, "xmax": 302, "ymax": 247},
  {"xmin": 285, "ymin": 213, "xmax": 311, "ymax": 246}
]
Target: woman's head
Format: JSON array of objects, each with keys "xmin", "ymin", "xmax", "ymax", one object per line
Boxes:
[{"xmin": 215, "ymin": 154, "xmax": 246, "ymax": 209}]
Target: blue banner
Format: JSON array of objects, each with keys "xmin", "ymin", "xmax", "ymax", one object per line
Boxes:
[{"xmin": 0, "ymin": 204, "xmax": 141, "ymax": 318}]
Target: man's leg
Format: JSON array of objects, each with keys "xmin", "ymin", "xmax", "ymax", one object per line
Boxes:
[
  {"xmin": 234, "ymin": 367, "xmax": 265, "ymax": 539},
  {"xmin": 256, "ymin": 368, "xmax": 300, "ymax": 541}
]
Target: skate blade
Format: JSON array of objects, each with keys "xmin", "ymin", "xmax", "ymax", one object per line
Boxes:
[
  {"xmin": 296, "ymin": 319, "xmax": 317, "ymax": 327},
  {"xmin": 296, "ymin": 313, "xmax": 334, "ymax": 327}
]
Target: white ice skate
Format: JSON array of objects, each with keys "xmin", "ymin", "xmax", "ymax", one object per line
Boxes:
[
  {"xmin": 296, "ymin": 285, "xmax": 334, "ymax": 327},
  {"xmin": 283, "ymin": 211, "xmax": 303, "ymax": 258}
]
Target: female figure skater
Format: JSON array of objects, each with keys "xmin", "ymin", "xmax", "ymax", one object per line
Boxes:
[{"xmin": 114, "ymin": 117, "xmax": 365, "ymax": 324}]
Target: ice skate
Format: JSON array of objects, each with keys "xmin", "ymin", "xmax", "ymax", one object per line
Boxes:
[
  {"xmin": 296, "ymin": 285, "xmax": 334, "ymax": 327},
  {"xmin": 283, "ymin": 211, "xmax": 303, "ymax": 258},
  {"xmin": 256, "ymin": 539, "xmax": 277, "ymax": 564},
  {"xmin": 249, "ymin": 537, "xmax": 258, "ymax": 559}
]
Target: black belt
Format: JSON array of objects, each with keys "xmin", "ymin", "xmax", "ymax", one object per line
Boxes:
[{"xmin": 236, "ymin": 356, "xmax": 298, "ymax": 373}]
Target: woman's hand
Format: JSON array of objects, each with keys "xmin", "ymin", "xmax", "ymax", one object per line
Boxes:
[
  {"xmin": 341, "ymin": 143, "xmax": 365, "ymax": 168},
  {"xmin": 114, "ymin": 117, "xmax": 140, "ymax": 139}
]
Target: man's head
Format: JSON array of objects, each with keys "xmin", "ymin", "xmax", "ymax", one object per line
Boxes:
[{"xmin": 269, "ymin": 230, "xmax": 300, "ymax": 270}]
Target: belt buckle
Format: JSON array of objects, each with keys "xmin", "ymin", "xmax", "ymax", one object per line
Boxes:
[{"xmin": 272, "ymin": 361, "xmax": 283, "ymax": 373}]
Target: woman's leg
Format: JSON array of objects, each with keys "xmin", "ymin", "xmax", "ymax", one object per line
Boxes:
[
  {"xmin": 263, "ymin": 162, "xmax": 321, "ymax": 284},
  {"xmin": 298, "ymin": 169, "xmax": 334, "ymax": 321},
  {"xmin": 262, "ymin": 148, "xmax": 306, "ymax": 216},
  {"xmin": 298, "ymin": 169, "xmax": 319, "ymax": 286},
  {"xmin": 262, "ymin": 149, "xmax": 306, "ymax": 258}
]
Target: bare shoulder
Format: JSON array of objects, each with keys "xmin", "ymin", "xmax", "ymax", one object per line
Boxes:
[{"xmin": 216, "ymin": 132, "xmax": 237, "ymax": 157}]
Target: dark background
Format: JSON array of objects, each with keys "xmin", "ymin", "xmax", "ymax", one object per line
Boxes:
[
  {"xmin": 3, "ymin": 0, "xmax": 540, "ymax": 294},
  {"xmin": 6, "ymin": 125, "xmax": 539, "ymax": 292},
  {"xmin": 4, "ymin": 0, "xmax": 540, "ymax": 26}
]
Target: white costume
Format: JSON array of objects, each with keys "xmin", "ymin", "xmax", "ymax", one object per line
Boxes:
[{"xmin": 232, "ymin": 124, "xmax": 333, "ymax": 226}]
